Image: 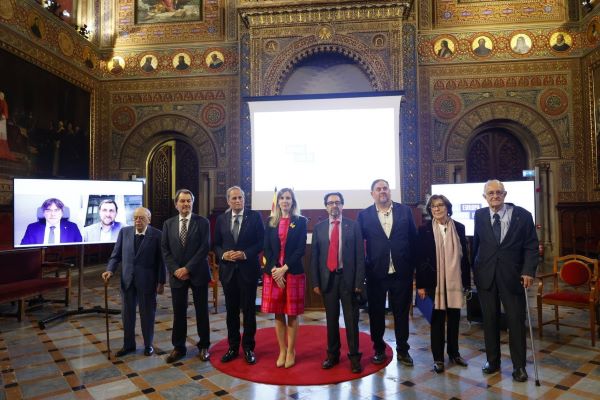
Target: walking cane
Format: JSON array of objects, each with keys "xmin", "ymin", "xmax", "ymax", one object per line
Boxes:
[
  {"xmin": 104, "ymin": 280, "xmax": 111, "ymax": 360},
  {"xmin": 523, "ymin": 285, "xmax": 541, "ymax": 386}
]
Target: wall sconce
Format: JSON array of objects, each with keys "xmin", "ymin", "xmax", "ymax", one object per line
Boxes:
[
  {"xmin": 582, "ymin": 0, "xmax": 594, "ymax": 12},
  {"xmin": 43, "ymin": 0, "xmax": 62, "ymax": 16}
]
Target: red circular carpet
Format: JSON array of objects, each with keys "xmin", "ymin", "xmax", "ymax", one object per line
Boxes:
[{"xmin": 210, "ymin": 325, "xmax": 392, "ymax": 385}]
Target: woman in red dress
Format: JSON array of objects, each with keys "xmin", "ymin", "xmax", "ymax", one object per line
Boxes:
[{"xmin": 261, "ymin": 188, "xmax": 308, "ymax": 368}]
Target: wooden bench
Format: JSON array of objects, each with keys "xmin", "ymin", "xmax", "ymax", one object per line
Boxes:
[{"xmin": 0, "ymin": 248, "xmax": 71, "ymax": 321}]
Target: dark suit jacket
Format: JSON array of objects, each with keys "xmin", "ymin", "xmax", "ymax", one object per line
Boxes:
[
  {"xmin": 415, "ymin": 220, "xmax": 470, "ymax": 290},
  {"xmin": 472, "ymin": 204, "xmax": 539, "ymax": 294},
  {"xmin": 162, "ymin": 213, "xmax": 211, "ymax": 288},
  {"xmin": 263, "ymin": 215, "xmax": 307, "ymax": 275},
  {"xmin": 310, "ymin": 218, "xmax": 365, "ymax": 293},
  {"xmin": 214, "ymin": 209, "xmax": 265, "ymax": 285},
  {"xmin": 357, "ymin": 202, "xmax": 417, "ymax": 281},
  {"xmin": 20, "ymin": 219, "xmax": 82, "ymax": 245},
  {"xmin": 107, "ymin": 226, "xmax": 166, "ymax": 293}
]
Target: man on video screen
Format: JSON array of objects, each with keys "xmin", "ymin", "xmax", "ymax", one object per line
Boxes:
[
  {"xmin": 20, "ymin": 198, "xmax": 82, "ymax": 245},
  {"xmin": 83, "ymin": 199, "xmax": 123, "ymax": 242}
]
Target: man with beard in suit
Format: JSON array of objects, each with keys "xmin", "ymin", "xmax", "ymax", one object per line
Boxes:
[
  {"xmin": 311, "ymin": 192, "xmax": 365, "ymax": 373},
  {"xmin": 473, "ymin": 179, "xmax": 538, "ymax": 382},
  {"xmin": 214, "ymin": 186, "xmax": 264, "ymax": 364},
  {"xmin": 358, "ymin": 179, "xmax": 417, "ymax": 367},
  {"xmin": 162, "ymin": 189, "xmax": 212, "ymax": 363}
]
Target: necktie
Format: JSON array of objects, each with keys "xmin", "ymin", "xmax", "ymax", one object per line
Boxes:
[
  {"xmin": 48, "ymin": 226, "xmax": 56, "ymax": 244},
  {"xmin": 134, "ymin": 234, "xmax": 144, "ymax": 253},
  {"xmin": 180, "ymin": 218, "xmax": 188, "ymax": 246},
  {"xmin": 493, "ymin": 213, "xmax": 501, "ymax": 244},
  {"xmin": 326, "ymin": 220, "xmax": 340, "ymax": 272},
  {"xmin": 232, "ymin": 214, "xmax": 240, "ymax": 243}
]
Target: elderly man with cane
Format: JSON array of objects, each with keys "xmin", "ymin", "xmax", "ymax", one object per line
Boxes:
[
  {"xmin": 102, "ymin": 207, "xmax": 166, "ymax": 357},
  {"xmin": 472, "ymin": 179, "xmax": 539, "ymax": 382}
]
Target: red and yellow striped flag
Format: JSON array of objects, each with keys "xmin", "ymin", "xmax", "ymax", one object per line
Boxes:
[{"xmin": 269, "ymin": 187, "xmax": 277, "ymax": 217}]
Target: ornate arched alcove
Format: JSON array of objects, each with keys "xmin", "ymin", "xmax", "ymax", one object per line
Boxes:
[
  {"xmin": 119, "ymin": 114, "xmax": 217, "ymax": 171},
  {"xmin": 444, "ymin": 101, "xmax": 561, "ymax": 163}
]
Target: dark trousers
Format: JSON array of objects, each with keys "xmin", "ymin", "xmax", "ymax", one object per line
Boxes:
[
  {"xmin": 430, "ymin": 307, "xmax": 461, "ymax": 362},
  {"xmin": 121, "ymin": 284, "xmax": 157, "ymax": 349},
  {"xmin": 222, "ymin": 269, "xmax": 258, "ymax": 351},
  {"xmin": 171, "ymin": 282, "xmax": 210, "ymax": 351},
  {"xmin": 322, "ymin": 271, "xmax": 360, "ymax": 358},
  {"xmin": 367, "ymin": 273, "xmax": 412, "ymax": 353},
  {"xmin": 477, "ymin": 275, "xmax": 526, "ymax": 369}
]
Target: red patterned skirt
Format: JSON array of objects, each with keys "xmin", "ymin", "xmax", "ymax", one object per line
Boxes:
[{"xmin": 261, "ymin": 272, "xmax": 305, "ymax": 316}]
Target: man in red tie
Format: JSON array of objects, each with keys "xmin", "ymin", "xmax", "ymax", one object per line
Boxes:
[{"xmin": 310, "ymin": 192, "xmax": 365, "ymax": 373}]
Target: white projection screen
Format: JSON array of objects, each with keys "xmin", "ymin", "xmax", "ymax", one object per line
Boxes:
[
  {"xmin": 248, "ymin": 92, "xmax": 403, "ymax": 210},
  {"xmin": 430, "ymin": 180, "xmax": 536, "ymax": 236}
]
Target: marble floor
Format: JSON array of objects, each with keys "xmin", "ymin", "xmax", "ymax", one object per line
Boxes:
[{"xmin": 1, "ymin": 266, "xmax": 599, "ymax": 399}]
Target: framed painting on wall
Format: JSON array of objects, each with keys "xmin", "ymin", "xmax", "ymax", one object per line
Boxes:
[
  {"xmin": 592, "ymin": 61, "xmax": 600, "ymax": 189},
  {"xmin": 135, "ymin": 0, "xmax": 202, "ymax": 24}
]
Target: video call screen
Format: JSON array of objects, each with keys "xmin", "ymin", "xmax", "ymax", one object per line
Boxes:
[{"xmin": 14, "ymin": 179, "xmax": 144, "ymax": 248}]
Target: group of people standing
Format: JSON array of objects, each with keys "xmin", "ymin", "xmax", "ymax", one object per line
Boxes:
[{"xmin": 103, "ymin": 178, "xmax": 538, "ymax": 383}]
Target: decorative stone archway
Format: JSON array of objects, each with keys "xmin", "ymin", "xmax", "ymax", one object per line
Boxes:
[
  {"xmin": 263, "ymin": 34, "xmax": 392, "ymax": 95},
  {"xmin": 444, "ymin": 101, "xmax": 561, "ymax": 162},
  {"xmin": 119, "ymin": 114, "xmax": 217, "ymax": 172}
]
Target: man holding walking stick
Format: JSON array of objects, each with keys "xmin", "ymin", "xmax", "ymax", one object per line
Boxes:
[
  {"xmin": 102, "ymin": 207, "xmax": 166, "ymax": 357},
  {"xmin": 472, "ymin": 179, "xmax": 538, "ymax": 382}
]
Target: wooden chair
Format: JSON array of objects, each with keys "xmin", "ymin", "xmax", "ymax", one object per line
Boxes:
[
  {"xmin": 208, "ymin": 251, "xmax": 219, "ymax": 314},
  {"xmin": 537, "ymin": 254, "xmax": 599, "ymax": 346}
]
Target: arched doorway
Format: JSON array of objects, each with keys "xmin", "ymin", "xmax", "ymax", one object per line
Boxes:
[
  {"xmin": 466, "ymin": 128, "xmax": 528, "ymax": 183},
  {"xmin": 147, "ymin": 138, "xmax": 199, "ymax": 229}
]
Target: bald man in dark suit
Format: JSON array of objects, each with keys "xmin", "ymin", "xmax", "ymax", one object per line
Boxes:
[{"xmin": 473, "ymin": 179, "xmax": 538, "ymax": 382}]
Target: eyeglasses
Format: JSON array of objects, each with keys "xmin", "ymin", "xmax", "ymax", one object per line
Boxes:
[
  {"xmin": 326, "ymin": 201, "xmax": 342, "ymax": 206},
  {"xmin": 44, "ymin": 208, "xmax": 62, "ymax": 214},
  {"xmin": 430, "ymin": 204, "xmax": 446, "ymax": 209},
  {"xmin": 486, "ymin": 190, "xmax": 505, "ymax": 197}
]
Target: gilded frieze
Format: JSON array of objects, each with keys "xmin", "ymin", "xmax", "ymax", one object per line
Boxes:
[
  {"xmin": 100, "ymin": 46, "xmax": 238, "ymax": 78},
  {"xmin": 419, "ymin": 26, "xmax": 597, "ymax": 64},
  {"xmin": 422, "ymin": 0, "xmax": 566, "ymax": 29}
]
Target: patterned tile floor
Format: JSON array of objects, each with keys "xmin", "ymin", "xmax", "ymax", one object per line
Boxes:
[{"xmin": 1, "ymin": 266, "xmax": 599, "ymax": 399}]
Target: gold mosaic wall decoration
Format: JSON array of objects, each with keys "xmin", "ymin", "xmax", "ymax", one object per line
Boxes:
[
  {"xmin": 421, "ymin": 0, "xmax": 567, "ymax": 29},
  {"xmin": 113, "ymin": 0, "xmax": 224, "ymax": 46}
]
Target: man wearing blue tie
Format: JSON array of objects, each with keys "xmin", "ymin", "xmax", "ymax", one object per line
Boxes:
[
  {"xmin": 102, "ymin": 207, "xmax": 165, "ymax": 357},
  {"xmin": 472, "ymin": 179, "xmax": 538, "ymax": 382}
]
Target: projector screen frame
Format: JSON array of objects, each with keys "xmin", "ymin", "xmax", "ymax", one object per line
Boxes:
[{"xmin": 245, "ymin": 91, "xmax": 405, "ymax": 211}]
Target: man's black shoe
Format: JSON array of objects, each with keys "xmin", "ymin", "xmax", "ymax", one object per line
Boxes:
[
  {"xmin": 433, "ymin": 361, "xmax": 444, "ymax": 373},
  {"xmin": 244, "ymin": 349, "xmax": 257, "ymax": 365},
  {"xmin": 482, "ymin": 361, "xmax": 501, "ymax": 374},
  {"xmin": 397, "ymin": 352, "xmax": 414, "ymax": 367},
  {"xmin": 449, "ymin": 355, "xmax": 468, "ymax": 367},
  {"xmin": 351, "ymin": 359, "xmax": 363, "ymax": 373},
  {"xmin": 115, "ymin": 347, "xmax": 135, "ymax": 357},
  {"xmin": 512, "ymin": 367, "xmax": 528, "ymax": 382},
  {"xmin": 371, "ymin": 352, "xmax": 387, "ymax": 364},
  {"xmin": 221, "ymin": 348, "xmax": 238, "ymax": 363},
  {"xmin": 166, "ymin": 349, "xmax": 186, "ymax": 364},
  {"xmin": 322, "ymin": 357, "xmax": 340, "ymax": 369},
  {"xmin": 199, "ymin": 347, "xmax": 210, "ymax": 362},
  {"xmin": 144, "ymin": 346, "xmax": 154, "ymax": 356}
]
